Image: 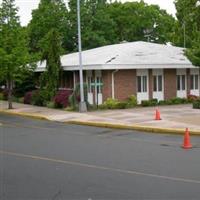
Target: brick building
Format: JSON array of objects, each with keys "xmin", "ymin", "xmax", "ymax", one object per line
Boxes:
[{"xmin": 36, "ymin": 41, "xmax": 200, "ymax": 104}]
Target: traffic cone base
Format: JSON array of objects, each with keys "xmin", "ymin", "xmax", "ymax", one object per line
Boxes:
[
  {"xmin": 182, "ymin": 128, "xmax": 192, "ymax": 149},
  {"xmin": 155, "ymin": 109, "xmax": 161, "ymax": 120}
]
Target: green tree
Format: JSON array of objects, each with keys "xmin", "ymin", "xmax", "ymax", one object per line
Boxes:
[
  {"xmin": 186, "ymin": 27, "xmax": 200, "ymax": 66},
  {"xmin": 107, "ymin": 1, "xmax": 175, "ymax": 44},
  {"xmin": 67, "ymin": 0, "xmax": 117, "ymax": 52},
  {"xmin": 28, "ymin": 0, "xmax": 68, "ymax": 55},
  {"xmin": 174, "ymin": 0, "xmax": 200, "ymax": 47},
  {"xmin": 175, "ymin": 0, "xmax": 200, "ymax": 66},
  {"xmin": 0, "ymin": 0, "xmax": 31, "ymax": 109},
  {"xmin": 40, "ymin": 29, "xmax": 63, "ymax": 99}
]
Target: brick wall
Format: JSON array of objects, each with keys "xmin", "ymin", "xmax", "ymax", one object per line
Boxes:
[
  {"xmin": 164, "ymin": 69, "xmax": 177, "ymax": 100},
  {"xmin": 102, "ymin": 70, "xmax": 112, "ymax": 101},
  {"xmin": 114, "ymin": 69, "xmax": 136, "ymax": 101},
  {"xmin": 186, "ymin": 69, "xmax": 190, "ymax": 95},
  {"xmin": 149, "ymin": 69, "xmax": 153, "ymax": 99}
]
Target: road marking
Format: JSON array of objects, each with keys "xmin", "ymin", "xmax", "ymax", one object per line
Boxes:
[{"xmin": 1, "ymin": 150, "xmax": 200, "ymax": 184}]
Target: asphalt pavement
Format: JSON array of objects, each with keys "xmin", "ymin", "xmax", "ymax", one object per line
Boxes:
[{"xmin": 1, "ymin": 114, "xmax": 200, "ymax": 199}]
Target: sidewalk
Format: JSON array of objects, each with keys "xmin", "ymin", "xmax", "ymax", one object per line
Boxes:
[{"xmin": 0, "ymin": 100, "xmax": 200, "ymax": 135}]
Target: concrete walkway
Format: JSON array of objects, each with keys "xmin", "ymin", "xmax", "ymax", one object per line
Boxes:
[{"xmin": 0, "ymin": 100, "xmax": 200, "ymax": 135}]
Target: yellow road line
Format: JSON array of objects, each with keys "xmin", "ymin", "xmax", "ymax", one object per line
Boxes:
[{"xmin": 0, "ymin": 150, "xmax": 200, "ymax": 184}]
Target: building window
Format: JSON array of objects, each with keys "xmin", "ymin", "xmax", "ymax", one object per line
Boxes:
[
  {"xmin": 137, "ymin": 76, "xmax": 147, "ymax": 92},
  {"xmin": 153, "ymin": 75, "xmax": 163, "ymax": 92},
  {"xmin": 96, "ymin": 77, "xmax": 102, "ymax": 93},
  {"xmin": 190, "ymin": 74, "xmax": 199, "ymax": 90},
  {"xmin": 177, "ymin": 75, "xmax": 186, "ymax": 91},
  {"xmin": 87, "ymin": 76, "xmax": 92, "ymax": 93}
]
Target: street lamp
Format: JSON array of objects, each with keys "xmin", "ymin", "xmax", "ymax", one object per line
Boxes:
[{"xmin": 77, "ymin": 0, "xmax": 87, "ymax": 112}]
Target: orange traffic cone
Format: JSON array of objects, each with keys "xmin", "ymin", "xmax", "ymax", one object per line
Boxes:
[
  {"xmin": 182, "ymin": 128, "xmax": 192, "ymax": 149},
  {"xmin": 155, "ymin": 109, "xmax": 161, "ymax": 120}
]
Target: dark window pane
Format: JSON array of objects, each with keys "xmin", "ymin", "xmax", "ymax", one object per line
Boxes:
[
  {"xmin": 195, "ymin": 75, "xmax": 199, "ymax": 90},
  {"xmin": 182, "ymin": 75, "xmax": 185, "ymax": 90},
  {"xmin": 143, "ymin": 76, "xmax": 147, "ymax": 92},
  {"xmin": 190, "ymin": 75, "xmax": 194, "ymax": 90},
  {"xmin": 153, "ymin": 76, "xmax": 157, "ymax": 92},
  {"xmin": 137, "ymin": 76, "xmax": 141, "ymax": 92},
  {"xmin": 158, "ymin": 75, "xmax": 162, "ymax": 91},
  {"xmin": 177, "ymin": 75, "xmax": 180, "ymax": 90}
]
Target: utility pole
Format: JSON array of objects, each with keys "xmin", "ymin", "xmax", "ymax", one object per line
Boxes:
[{"xmin": 77, "ymin": 0, "xmax": 87, "ymax": 112}]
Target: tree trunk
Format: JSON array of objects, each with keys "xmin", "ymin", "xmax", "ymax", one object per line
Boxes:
[{"xmin": 7, "ymin": 79, "xmax": 13, "ymax": 109}]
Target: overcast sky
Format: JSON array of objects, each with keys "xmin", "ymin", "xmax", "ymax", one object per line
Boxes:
[{"xmin": 0, "ymin": 0, "xmax": 176, "ymax": 26}]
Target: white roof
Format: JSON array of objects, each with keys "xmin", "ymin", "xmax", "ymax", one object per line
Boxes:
[{"xmin": 36, "ymin": 41, "xmax": 195, "ymax": 72}]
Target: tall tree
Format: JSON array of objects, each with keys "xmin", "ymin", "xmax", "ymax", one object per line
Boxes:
[
  {"xmin": 40, "ymin": 29, "xmax": 63, "ymax": 98},
  {"xmin": 0, "ymin": 0, "xmax": 31, "ymax": 109},
  {"xmin": 175, "ymin": 0, "xmax": 200, "ymax": 66},
  {"xmin": 28, "ymin": 0, "xmax": 68, "ymax": 55},
  {"xmin": 107, "ymin": 2, "xmax": 175, "ymax": 44},
  {"xmin": 67, "ymin": 0, "xmax": 117, "ymax": 52},
  {"xmin": 174, "ymin": 0, "xmax": 200, "ymax": 47}
]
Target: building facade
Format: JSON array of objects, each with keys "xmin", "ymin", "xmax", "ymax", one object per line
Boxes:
[{"xmin": 36, "ymin": 41, "xmax": 200, "ymax": 104}]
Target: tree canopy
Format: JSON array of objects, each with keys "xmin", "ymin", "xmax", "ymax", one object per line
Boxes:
[
  {"xmin": 175, "ymin": 0, "xmax": 200, "ymax": 66},
  {"xmin": 27, "ymin": 0, "xmax": 68, "ymax": 55},
  {"xmin": 0, "ymin": 0, "xmax": 31, "ymax": 108}
]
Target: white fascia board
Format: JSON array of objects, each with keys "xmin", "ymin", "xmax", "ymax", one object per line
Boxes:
[{"xmin": 62, "ymin": 64, "xmax": 195, "ymax": 71}]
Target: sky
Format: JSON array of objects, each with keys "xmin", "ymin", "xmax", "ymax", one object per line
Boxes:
[{"xmin": 0, "ymin": 0, "xmax": 176, "ymax": 26}]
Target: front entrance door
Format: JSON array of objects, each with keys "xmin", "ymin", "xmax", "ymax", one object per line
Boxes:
[
  {"xmin": 190, "ymin": 68, "xmax": 200, "ymax": 96},
  {"xmin": 95, "ymin": 70, "xmax": 103, "ymax": 105},
  {"xmin": 152, "ymin": 69, "xmax": 164, "ymax": 101},
  {"xmin": 136, "ymin": 69, "xmax": 149, "ymax": 104},
  {"xmin": 177, "ymin": 69, "xmax": 187, "ymax": 98},
  {"xmin": 86, "ymin": 71, "xmax": 93, "ymax": 105}
]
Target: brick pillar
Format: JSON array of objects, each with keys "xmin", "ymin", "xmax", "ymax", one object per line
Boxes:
[
  {"xmin": 102, "ymin": 70, "xmax": 112, "ymax": 101},
  {"xmin": 164, "ymin": 69, "xmax": 177, "ymax": 100},
  {"xmin": 187, "ymin": 68, "xmax": 190, "ymax": 96}
]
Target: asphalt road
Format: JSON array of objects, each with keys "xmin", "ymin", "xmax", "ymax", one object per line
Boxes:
[{"xmin": 1, "ymin": 114, "xmax": 200, "ymax": 200}]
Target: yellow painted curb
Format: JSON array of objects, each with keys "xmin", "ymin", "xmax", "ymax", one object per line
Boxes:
[
  {"xmin": 0, "ymin": 110, "xmax": 48, "ymax": 121},
  {"xmin": 68, "ymin": 120, "xmax": 200, "ymax": 136}
]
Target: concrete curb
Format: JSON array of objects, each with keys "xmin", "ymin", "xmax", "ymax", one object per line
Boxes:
[
  {"xmin": 68, "ymin": 120, "xmax": 200, "ymax": 136},
  {"xmin": 0, "ymin": 110, "xmax": 48, "ymax": 121},
  {"xmin": 1, "ymin": 109, "xmax": 200, "ymax": 136}
]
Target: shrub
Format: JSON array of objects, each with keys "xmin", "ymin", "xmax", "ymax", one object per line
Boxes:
[
  {"xmin": 103, "ymin": 98, "xmax": 119, "ymax": 109},
  {"xmin": 2, "ymin": 89, "xmax": 8, "ymax": 100},
  {"xmin": 24, "ymin": 91, "xmax": 34, "ymax": 104},
  {"xmin": 18, "ymin": 97, "xmax": 24, "ymax": 103},
  {"xmin": 126, "ymin": 95, "xmax": 137, "ymax": 108},
  {"xmin": 193, "ymin": 99, "xmax": 200, "ymax": 109},
  {"xmin": 116, "ymin": 101, "xmax": 128, "ymax": 109},
  {"xmin": 98, "ymin": 104, "xmax": 107, "ymax": 110},
  {"xmin": 141, "ymin": 99, "xmax": 158, "ymax": 107},
  {"xmin": 188, "ymin": 94, "xmax": 199, "ymax": 103},
  {"xmin": 31, "ymin": 90, "xmax": 49, "ymax": 106},
  {"xmin": 141, "ymin": 100, "xmax": 151, "ymax": 107},
  {"xmin": 0, "ymin": 93, "xmax": 3, "ymax": 100},
  {"xmin": 170, "ymin": 97, "xmax": 186, "ymax": 104},
  {"xmin": 158, "ymin": 100, "xmax": 167, "ymax": 105},
  {"xmin": 46, "ymin": 101, "xmax": 55, "ymax": 108},
  {"xmin": 54, "ymin": 89, "xmax": 73, "ymax": 108}
]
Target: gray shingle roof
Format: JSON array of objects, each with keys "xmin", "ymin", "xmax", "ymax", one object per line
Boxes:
[{"xmin": 36, "ymin": 41, "xmax": 195, "ymax": 72}]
